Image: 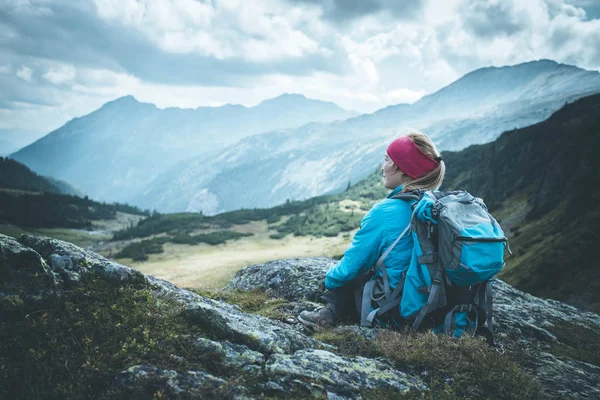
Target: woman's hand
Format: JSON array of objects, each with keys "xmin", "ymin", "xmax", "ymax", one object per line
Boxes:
[{"xmin": 414, "ymin": 195, "xmax": 437, "ymax": 224}]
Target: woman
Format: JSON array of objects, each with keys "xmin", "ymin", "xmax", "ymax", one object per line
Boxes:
[{"xmin": 298, "ymin": 132, "xmax": 445, "ymax": 329}]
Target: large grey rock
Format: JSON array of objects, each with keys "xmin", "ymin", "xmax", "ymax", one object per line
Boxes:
[
  {"xmin": 231, "ymin": 257, "xmax": 600, "ymax": 399},
  {"xmin": 106, "ymin": 364, "xmax": 249, "ymax": 400},
  {"xmin": 264, "ymin": 348, "xmax": 426, "ymax": 398},
  {"xmin": 228, "ymin": 257, "xmax": 336, "ymax": 301},
  {"xmin": 19, "ymin": 234, "xmax": 145, "ymax": 284},
  {"xmin": 148, "ymin": 275, "xmax": 321, "ymax": 355}
]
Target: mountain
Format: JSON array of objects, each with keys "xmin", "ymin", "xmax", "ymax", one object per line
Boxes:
[
  {"xmin": 0, "ymin": 128, "xmax": 45, "ymax": 156},
  {"xmin": 2, "ymin": 234, "xmax": 599, "ymax": 398},
  {"xmin": 8, "ymin": 94, "xmax": 356, "ymax": 205},
  {"xmin": 137, "ymin": 60, "xmax": 600, "ymax": 214}
]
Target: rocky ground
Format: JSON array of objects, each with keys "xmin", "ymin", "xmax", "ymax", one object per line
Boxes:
[{"xmin": 1, "ymin": 234, "xmax": 599, "ymax": 399}]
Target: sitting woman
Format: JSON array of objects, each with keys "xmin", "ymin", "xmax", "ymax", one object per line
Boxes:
[{"xmin": 298, "ymin": 132, "xmax": 445, "ymax": 329}]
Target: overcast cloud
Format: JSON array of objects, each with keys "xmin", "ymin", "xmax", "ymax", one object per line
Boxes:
[{"xmin": 1, "ymin": 0, "xmax": 600, "ymax": 133}]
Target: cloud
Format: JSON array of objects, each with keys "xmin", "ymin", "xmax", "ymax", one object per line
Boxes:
[
  {"xmin": 43, "ymin": 64, "xmax": 76, "ymax": 85},
  {"xmin": 1, "ymin": 0, "xmax": 600, "ymax": 134},
  {"xmin": 16, "ymin": 66, "xmax": 32, "ymax": 82},
  {"xmin": 290, "ymin": 0, "xmax": 425, "ymax": 22},
  {"xmin": 386, "ymin": 88, "xmax": 426, "ymax": 104},
  {"xmin": 93, "ymin": 0, "xmax": 325, "ymax": 62},
  {"xmin": 0, "ymin": 0, "xmax": 343, "ymax": 87},
  {"xmin": 460, "ymin": 0, "xmax": 531, "ymax": 37}
]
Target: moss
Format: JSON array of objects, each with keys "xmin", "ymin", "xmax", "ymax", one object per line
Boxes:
[
  {"xmin": 191, "ymin": 288, "xmax": 291, "ymax": 321},
  {"xmin": 545, "ymin": 322, "xmax": 600, "ymax": 366},
  {"xmin": 0, "ymin": 277, "xmax": 228, "ymax": 400},
  {"xmin": 314, "ymin": 328, "xmax": 542, "ymax": 400},
  {"xmin": 313, "ymin": 329, "xmax": 379, "ymax": 358},
  {"xmin": 0, "ymin": 294, "xmax": 25, "ymax": 320},
  {"xmin": 376, "ymin": 330, "xmax": 542, "ymax": 400}
]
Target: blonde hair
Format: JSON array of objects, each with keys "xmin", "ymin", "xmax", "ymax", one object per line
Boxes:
[{"xmin": 401, "ymin": 132, "xmax": 445, "ymax": 193}]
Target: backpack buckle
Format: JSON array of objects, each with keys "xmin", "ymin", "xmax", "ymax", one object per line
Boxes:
[{"xmin": 457, "ymin": 304, "xmax": 472, "ymax": 313}]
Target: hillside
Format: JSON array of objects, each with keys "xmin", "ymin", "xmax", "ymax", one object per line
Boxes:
[
  {"xmin": 135, "ymin": 60, "xmax": 600, "ymax": 215},
  {"xmin": 0, "ymin": 156, "xmax": 82, "ymax": 196},
  {"xmin": 0, "ymin": 157, "xmax": 149, "ymax": 231},
  {"xmin": 1, "ymin": 234, "xmax": 599, "ymax": 399},
  {"xmin": 9, "ymin": 94, "xmax": 355, "ymax": 205}
]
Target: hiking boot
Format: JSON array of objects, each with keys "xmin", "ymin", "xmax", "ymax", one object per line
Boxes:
[{"xmin": 298, "ymin": 306, "xmax": 335, "ymax": 329}]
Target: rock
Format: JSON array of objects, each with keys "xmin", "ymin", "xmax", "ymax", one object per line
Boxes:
[
  {"xmin": 493, "ymin": 279, "xmax": 600, "ymax": 339},
  {"xmin": 147, "ymin": 275, "xmax": 322, "ymax": 355},
  {"xmin": 231, "ymin": 257, "xmax": 600, "ymax": 399},
  {"xmin": 106, "ymin": 364, "xmax": 249, "ymax": 399},
  {"xmin": 193, "ymin": 338, "xmax": 264, "ymax": 377},
  {"xmin": 228, "ymin": 257, "xmax": 336, "ymax": 301},
  {"xmin": 0, "ymin": 234, "xmax": 61, "ymax": 305},
  {"xmin": 18, "ymin": 234, "xmax": 145, "ymax": 284},
  {"xmin": 184, "ymin": 297, "xmax": 319, "ymax": 355},
  {"xmin": 264, "ymin": 348, "xmax": 426, "ymax": 398}
]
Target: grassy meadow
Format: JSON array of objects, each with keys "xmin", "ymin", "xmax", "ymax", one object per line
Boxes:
[{"xmin": 116, "ymin": 220, "xmax": 357, "ymax": 289}]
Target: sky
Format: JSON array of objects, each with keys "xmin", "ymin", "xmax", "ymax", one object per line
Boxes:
[{"xmin": 1, "ymin": 0, "xmax": 600, "ymax": 134}]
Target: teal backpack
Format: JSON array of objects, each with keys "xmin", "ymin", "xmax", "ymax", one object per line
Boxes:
[{"xmin": 359, "ymin": 189, "xmax": 511, "ymax": 343}]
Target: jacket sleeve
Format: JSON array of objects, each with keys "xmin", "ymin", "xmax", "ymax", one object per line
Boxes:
[{"xmin": 324, "ymin": 204, "xmax": 384, "ymax": 290}]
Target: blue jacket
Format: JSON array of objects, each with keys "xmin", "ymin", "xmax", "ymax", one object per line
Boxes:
[{"xmin": 325, "ymin": 185, "xmax": 415, "ymax": 290}]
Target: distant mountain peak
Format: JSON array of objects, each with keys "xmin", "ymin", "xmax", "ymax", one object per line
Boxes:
[
  {"xmin": 112, "ymin": 95, "xmax": 139, "ymax": 104},
  {"xmin": 467, "ymin": 59, "xmax": 586, "ymax": 78},
  {"xmin": 256, "ymin": 93, "xmax": 354, "ymax": 114},
  {"xmin": 99, "ymin": 95, "xmax": 158, "ymax": 112},
  {"xmin": 258, "ymin": 93, "xmax": 308, "ymax": 105}
]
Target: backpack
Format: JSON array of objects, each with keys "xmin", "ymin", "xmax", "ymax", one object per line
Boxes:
[{"xmin": 359, "ymin": 189, "xmax": 511, "ymax": 343}]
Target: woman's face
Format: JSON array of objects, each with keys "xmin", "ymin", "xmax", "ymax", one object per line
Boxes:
[{"xmin": 381, "ymin": 153, "xmax": 410, "ymax": 189}]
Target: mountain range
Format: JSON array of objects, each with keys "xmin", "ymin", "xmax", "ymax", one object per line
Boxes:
[
  {"xmin": 9, "ymin": 60, "xmax": 600, "ymax": 216},
  {"xmin": 9, "ymin": 94, "xmax": 355, "ymax": 205},
  {"xmin": 134, "ymin": 60, "xmax": 600, "ymax": 214}
]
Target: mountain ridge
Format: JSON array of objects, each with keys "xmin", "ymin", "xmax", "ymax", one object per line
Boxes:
[
  {"xmin": 9, "ymin": 92, "xmax": 356, "ymax": 205},
  {"xmin": 136, "ymin": 60, "xmax": 600, "ymax": 215}
]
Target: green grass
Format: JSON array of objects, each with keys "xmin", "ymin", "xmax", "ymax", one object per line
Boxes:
[
  {"xmin": 190, "ymin": 288, "xmax": 291, "ymax": 321},
  {"xmin": 114, "ymin": 231, "xmax": 254, "ymax": 261}
]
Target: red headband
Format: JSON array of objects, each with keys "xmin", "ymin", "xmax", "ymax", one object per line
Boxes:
[{"xmin": 386, "ymin": 136, "xmax": 440, "ymax": 179}]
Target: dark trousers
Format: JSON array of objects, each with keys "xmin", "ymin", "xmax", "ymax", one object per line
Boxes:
[
  {"xmin": 321, "ymin": 279, "xmax": 368, "ymax": 324},
  {"xmin": 321, "ymin": 277, "xmax": 404, "ymax": 328}
]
